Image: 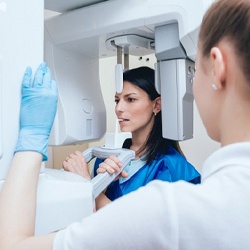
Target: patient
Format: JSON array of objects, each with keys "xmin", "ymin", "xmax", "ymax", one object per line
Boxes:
[{"xmin": 63, "ymin": 67, "xmax": 200, "ymax": 209}]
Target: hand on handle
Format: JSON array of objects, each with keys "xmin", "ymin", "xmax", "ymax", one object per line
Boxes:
[
  {"xmin": 63, "ymin": 151, "xmax": 91, "ymax": 180},
  {"xmin": 97, "ymin": 155, "xmax": 128, "ymax": 179}
]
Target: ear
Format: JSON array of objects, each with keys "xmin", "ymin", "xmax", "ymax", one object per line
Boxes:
[
  {"xmin": 210, "ymin": 47, "xmax": 226, "ymax": 89},
  {"xmin": 153, "ymin": 97, "xmax": 161, "ymax": 114}
]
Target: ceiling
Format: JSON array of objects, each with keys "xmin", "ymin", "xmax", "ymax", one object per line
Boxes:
[{"xmin": 44, "ymin": 0, "xmax": 110, "ymax": 13}]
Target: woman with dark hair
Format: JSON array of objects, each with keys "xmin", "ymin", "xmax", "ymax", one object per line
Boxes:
[{"xmin": 63, "ymin": 66, "xmax": 200, "ymax": 209}]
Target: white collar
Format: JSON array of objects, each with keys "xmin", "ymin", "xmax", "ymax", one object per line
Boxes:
[{"xmin": 202, "ymin": 142, "xmax": 250, "ymax": 182}]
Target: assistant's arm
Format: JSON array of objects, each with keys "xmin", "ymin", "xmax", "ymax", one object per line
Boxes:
[
  {"xmin": 0, "ymin": 152, "xmax": 55, "ymax": 250},
  {"xmin": 54, "ymin": 180, "xmax": 183, "ymax": 249},
  {"xmin": 0, "ymin": 63, "xmax": 58, "ymax": 249}
]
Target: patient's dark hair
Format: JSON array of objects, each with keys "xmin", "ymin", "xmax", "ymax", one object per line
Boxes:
[{"xmin": 122, "ymin": 66, "xmax": 184, "ymax": 164}]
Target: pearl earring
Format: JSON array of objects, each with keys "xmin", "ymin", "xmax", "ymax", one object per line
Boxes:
[{"xmin": 211, "ymin": 84, "xmax": 218, "ymax": 90}]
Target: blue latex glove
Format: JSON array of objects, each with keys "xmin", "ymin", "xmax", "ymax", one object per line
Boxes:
[{"xmin": 15, "ymin": 62, "xmax": 58, "ymax": 161}]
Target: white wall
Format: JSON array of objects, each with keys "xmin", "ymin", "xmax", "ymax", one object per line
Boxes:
[
  {"xmin": 91, "ymin": 55, "xmax": 220, "ymax": 172},
  {"xmin": 0, "ymin": 1, "xmax": 44, "ymax": 180},
  {"xmin": 180, "ymin": 106, "xmax": 220, "ymax": 171}
]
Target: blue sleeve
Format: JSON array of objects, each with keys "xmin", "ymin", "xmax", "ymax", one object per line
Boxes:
[
  {"xmin": 154, "ymin": 149, "xmax": 201, "ymax": 184},
  {"xmin": 154, "ymin": 160, "xmax": 200, "ymax": 184},
  {"xmin": 93, "ymin": 158, "xmax": 104, "ymax": 177},
  {"xmin": 94, "ymin": 148, "xmax": 200, "ymax": 202}
]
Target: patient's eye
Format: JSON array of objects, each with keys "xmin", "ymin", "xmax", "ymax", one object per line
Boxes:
[{"xmin": 128, "ymin": 97, "xmax": 136, "ymax": 102}]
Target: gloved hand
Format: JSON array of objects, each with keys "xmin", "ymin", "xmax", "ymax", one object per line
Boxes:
[{"xmin": 15, "ymin": 62, "xmax": 58, "ymax": 161}]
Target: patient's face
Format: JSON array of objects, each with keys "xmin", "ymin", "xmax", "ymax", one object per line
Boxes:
[{"xmin": 114, "ymin": 81, "xmax": 155, "ymax": 137}]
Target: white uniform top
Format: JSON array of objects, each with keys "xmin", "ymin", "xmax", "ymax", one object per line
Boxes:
[{"xmin": 53, "ymin": 142, "xmax": 250, "ymax": 250}]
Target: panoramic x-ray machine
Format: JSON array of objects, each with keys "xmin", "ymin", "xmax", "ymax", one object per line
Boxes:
[{"xmin": 0, "ymin": 0, "xmax": 213, "ymax": 234}]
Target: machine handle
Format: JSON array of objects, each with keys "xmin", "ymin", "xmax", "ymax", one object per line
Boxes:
[{"xmin": 82, "ymin": 147, "xmax": 135, "ymax": 199}]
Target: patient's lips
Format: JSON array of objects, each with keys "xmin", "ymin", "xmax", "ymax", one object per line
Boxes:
[
  {"xmin": 118, "ymin": 118, "xmax": 129, "ymax": 125},
  {"xmin": 118, "ymin": 117, "xmax": 129, "ymax": 121}
]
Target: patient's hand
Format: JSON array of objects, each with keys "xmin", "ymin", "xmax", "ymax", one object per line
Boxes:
[
  {"xmin": 97, "ymin": 155, "xmax": 128, "ymax": 180},
  {"xmin": 63, "ymin": 151, "xmax": 91, "ymax": 180}
]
